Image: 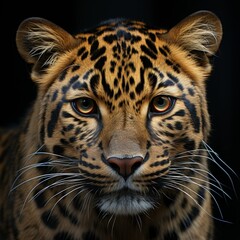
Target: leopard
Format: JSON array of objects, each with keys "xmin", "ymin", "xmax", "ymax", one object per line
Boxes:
[{"xmin": 0, "ymin": 10, "xmax": 226, "ymax": 240}]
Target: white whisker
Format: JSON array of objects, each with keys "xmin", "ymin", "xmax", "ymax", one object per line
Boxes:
[
  {"xmin": 165, "ymin": 171, "xmax": 225, "ymax": 219},
  {"xmin": 202, "ymin": 140, "xmax": 238, "ymax": 195},
  {"xmin": 169, "ymin": 166, "xmax": 231, "ymax": 199},
  {"xmin": 164, "ymin": 181, "xmax": 231, "ymax": 224}
]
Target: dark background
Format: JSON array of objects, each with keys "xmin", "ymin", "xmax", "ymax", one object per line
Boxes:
[{"xmin": 1, "ymin": 0, "xmax": 239, "ymax": 239}]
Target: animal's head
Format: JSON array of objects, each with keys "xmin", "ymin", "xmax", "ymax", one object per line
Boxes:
[{"xmin": 16, "ymin": 11, "xmax": 222, "ymax": 215}]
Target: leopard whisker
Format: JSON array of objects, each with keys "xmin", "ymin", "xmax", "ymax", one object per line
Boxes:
[
  {"xmin": 169, "ymin": 166, "xmax": 231, "ymax": 199},
  {"xmin": 135, "ymin": 214, "xmax": 143, "ymax": 232},
  {"xmin": 172, "ymin": 150, "xmax": 236, "ymax": 200},
  {"xmin": 80, "ymin": 189, "xmax": 95, "ymax": 219},
  {"xmin": 151, "ymin": 184, "xmax": 162, "ymax": 198},
  {"xmin": 111, "ymin": 214, "xmax": 117, "ymax": 237},
  {"xmin": 31, "ymin": 175, "xmax": 85, "ymax": 202},
  {"xmin": 164, "ymin": 181, "xmax": 208, "ymax": 211},
  {"xmin": 173, "ymin": 153, "xmax": 215, "ymax": 163},
  {"xmin": 175, "ymin": 143, "xmax": 237, "ymax": 194},
  {"xmin": 11, "ymin": 159, "xmax": 79, "ymax": 192},
  {"xmin": 19, "ymin": 173, "xmax": 82, "ymax": 214},
  {"xmin": 164, "ymin": 181, "xmax": 231, "ymax": 223},
  {"xmin": 23, "ymin": 144, "xmax": 46, "ymax": 162},
  {"xmin": 165, "ymin": 171, "xmax": 225, "ymax": 219},
  {"xmin": 11, "ymin": 172, "xmax": 79, "ymax": 192},
  {"xmin": 202, "ymin": 140, "xmax": 238, "ymax": 195},
  {"xmin": 49, "ymin": 185, "xmax": 88, "ymax": 217},
  {"xmin": 25, "ymin": 150, "xmax": 84, "ymax": 169},
  {"xmin": 40, "ymin": 183, "xmax": 81, "ymax": 206},
  {"xmin": 175, "ymin": 148, "xmax": 215, "ymax": 156}
]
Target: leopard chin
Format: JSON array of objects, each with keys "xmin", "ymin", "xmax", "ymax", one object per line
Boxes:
[{"xmin": 97, "ymin": 189, "xmax": 155, "ymax": 215}]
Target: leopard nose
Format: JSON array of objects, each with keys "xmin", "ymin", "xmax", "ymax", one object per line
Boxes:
[{"xmin": 108, "ymin": 156, "xmax": 143, "ymax": 179}]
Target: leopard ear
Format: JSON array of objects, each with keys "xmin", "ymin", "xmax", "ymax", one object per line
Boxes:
[
  {"xmin": 165, "ymin": 10, "xmax": 222, "ymax": 62},
  {"xmin": 16, "ymin": 17, "xmax": 77, "ymax": 76}
]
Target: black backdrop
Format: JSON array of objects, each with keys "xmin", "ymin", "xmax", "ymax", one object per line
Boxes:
[{"xmin": 1, "ymin": 0, "xmax": 239, "ymax": 239}]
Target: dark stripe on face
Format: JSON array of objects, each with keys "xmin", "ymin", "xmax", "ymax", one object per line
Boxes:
[
  {"xmin": 148, "ymin": 72, "xmax": 157, "ymax": 91},
  {"xmin": 179, "ymin": 206, "xmax": 200, "ymax": 232},
  {"xmin": 143, "ymin": 167, "xmax": 169, "ymax": 177},
  {"xmin": 110, "ymin": 60, "xmax": 116, "ymax": 73},
  {"xmin": 175, "ymin": 121, "xmax": 183, "ymax": 130},
  {"xmin": 81, "ymin": 51, "xmax": 89, "ymax": 60},
  {"xmin": 188, "ymin": 87, "xmax": 195, "ymax": 96},
  {"xmin": 101, "ymin": 71, "xmax": 114, "ymax": 98},
  {"xmin": 174, "ymin": 137, "xmax": 195, "ymax": 151},
  {"xmin": 162, "ymin": 79, "xmax": 175, "ymax": 88},
  {"xmin": 150, "ymin": 159, "xmax": 169, "ymax": 167},
  {"xmin": 146, "ymin": 39, "xmax": 158, "ymax": 54},
  {"xmin": 94, "ymin": 56, "xmax": 107, "ymax": 70},
  {"xmin": 141, "ymin": 45, "xmax": 157, "ymax": 60},
  {"xmin": 163, "ymin": 45, "xmax": 171, "ymax": 53},
  {"xmin": 33, "ymin": 189, "xmax": 47, "ymax": 208},
  {"xmin": 70, "ymin": 75, "xmax": 80, "ymax": 84},
  {"xmin": 72, "ymin": 81, "xmax": 89, "ymax": 91},
  {"xmin": 59, "ymin": 69, "xmax": 68, "ymax": 81},
  {"xmin": 177, "ymin": 83, "xmax": 184, "ymax": 91},
  {"xmin": 149, "ymin": 32, "xmax": 156, "ymax": 42},
  {"xmin": 83, "ymin": 69, "xmax": 94, "ymax": 80},
  {"xmin": 130, "ymin": 92, "xmax": 135, "ymax": 100},
  {"xmin": 128, "ymin": 62, "xmax": 136, "ymax": 72},
  {"xmin": 182, "ymin": 96, "xmax": 200, "ymax": 133},
  {"xmin": 53, "ymin": 145, "xmax": 64, "ymax": 155},
  {"xmin": 90, "ymin": 40, "xmax": 99, "ymax": 55},
  {"xmin": 48, "ymin": 74, "xmax": 82, "ymax": 137},
  {"xmin": 159, "ymin": 47, "xmax": 168, "ymax": 57},
  {"xmin": 40, "ymin": 95, "xmax": 50, "ymax": 144},
  {"xmin": 72, "ymin": 65, "xmax": 80, "ymax": 72},
  {"xmin": 41, "ymin": 211, "xmax": 59, "ymax": 229},
  {"xmin": 135, "ymin": 68, "xmax": 145, "ymax": 95},
  {"xmin": 77, "ymin": 46, "xmax": 86, "ymax": 56},
  {"xmin": 47, "ymin": 102, "xmax": 63, "ymax": 137},
  {"xmin": 174, "ymin": 109, "xmax": 185, "ymax": 117},
  {"xmin": 103, "ymin": 34, "xmax": 117, "ymax": 44},
  {"xmin": 78, "ymin": 157, "xmax": 101, "ymax": 170},
  {"xmin": 167, "ymin": 72, "xmax": 179, "ymax": 83},
  {"xmin": 140, "ymin": 56, "xmax": 153, "ymax": 68},
  {"xmin": 130, "ymin": 35, "xmax": 142, "ymax": 43},
  {"xmin": 90, "ymin": 74, "xmax": 100, "ymax": 96},
  {"xmin": 58, "ymin": 203, "xmax": 78, "ymax": 225},
  {"xmin": 165, "ymin": 59, "xmax": 173, "ymax": 66},
  {"xmin": 51, "ymin": 90, "xmax": 58, "ymax": 102},
  {"xmin": 62, "ymin": 111, "xmax": 74, "ymax": 118},
  {"xmin": 196, "ymin": 185, "xmax": 205, "ymax": 206},
  {"xmin": 91, "ymin": 46, "xmax": 106, "ymax": 61}
]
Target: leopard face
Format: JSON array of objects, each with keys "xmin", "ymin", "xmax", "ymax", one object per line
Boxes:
[
  {"xmin": 0, "ymin": 10, "xmax": 224, "ymax": 240},
  {"xmin": 15, "ymin": 12, "xmax": 222, "ymax": 217}
]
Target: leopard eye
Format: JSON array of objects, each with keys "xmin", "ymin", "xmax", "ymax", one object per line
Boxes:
[
  {"xmin": 150, "ymin": 96, "xmax": 175, "ymax": 114},
  {"xmin": 72, "ymin": 97, "xmax": 97, "ymax": 116}
]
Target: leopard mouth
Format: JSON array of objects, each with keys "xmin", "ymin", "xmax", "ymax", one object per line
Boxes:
[{"xmin": 96, "ymin": 188, "xmax": 155, "ymax": 215}]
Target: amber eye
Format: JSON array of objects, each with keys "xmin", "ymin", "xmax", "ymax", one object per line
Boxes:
[
  {"xmin": 150, "ymin": 96, "xmax": 175, "ymax": 114},
  {"xmin": 72, "ymin": 97, "xmax": 97, "ymax": 116}
]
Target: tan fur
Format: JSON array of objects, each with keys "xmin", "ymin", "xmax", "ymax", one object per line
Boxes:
[{"xmin": 1, "ymin": 11, "xmax": 223, "ymax": 240}]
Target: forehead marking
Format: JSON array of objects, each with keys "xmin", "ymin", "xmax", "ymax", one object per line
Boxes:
[{"xmin": 70, "ymin": 23, "xmax": 181, "ymax": 112}]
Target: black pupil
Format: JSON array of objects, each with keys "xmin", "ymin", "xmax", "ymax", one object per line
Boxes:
[
  {"xmin": 157, "ymin": 97, "xmax": 165, "ymax": 106},
  {"xmin": 81, "ymin": 98, "xmax": 92, "ymax": 109}
]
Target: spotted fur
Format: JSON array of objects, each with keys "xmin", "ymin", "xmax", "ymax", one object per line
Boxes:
[{"xmin": 0, "ymin": 11, "xmax": 226, "ymax": 239}]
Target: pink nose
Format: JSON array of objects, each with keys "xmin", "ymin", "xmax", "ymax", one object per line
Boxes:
[{"xmin": 108, "ymin": 156, "xmax": 143, "ymax": 179}]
